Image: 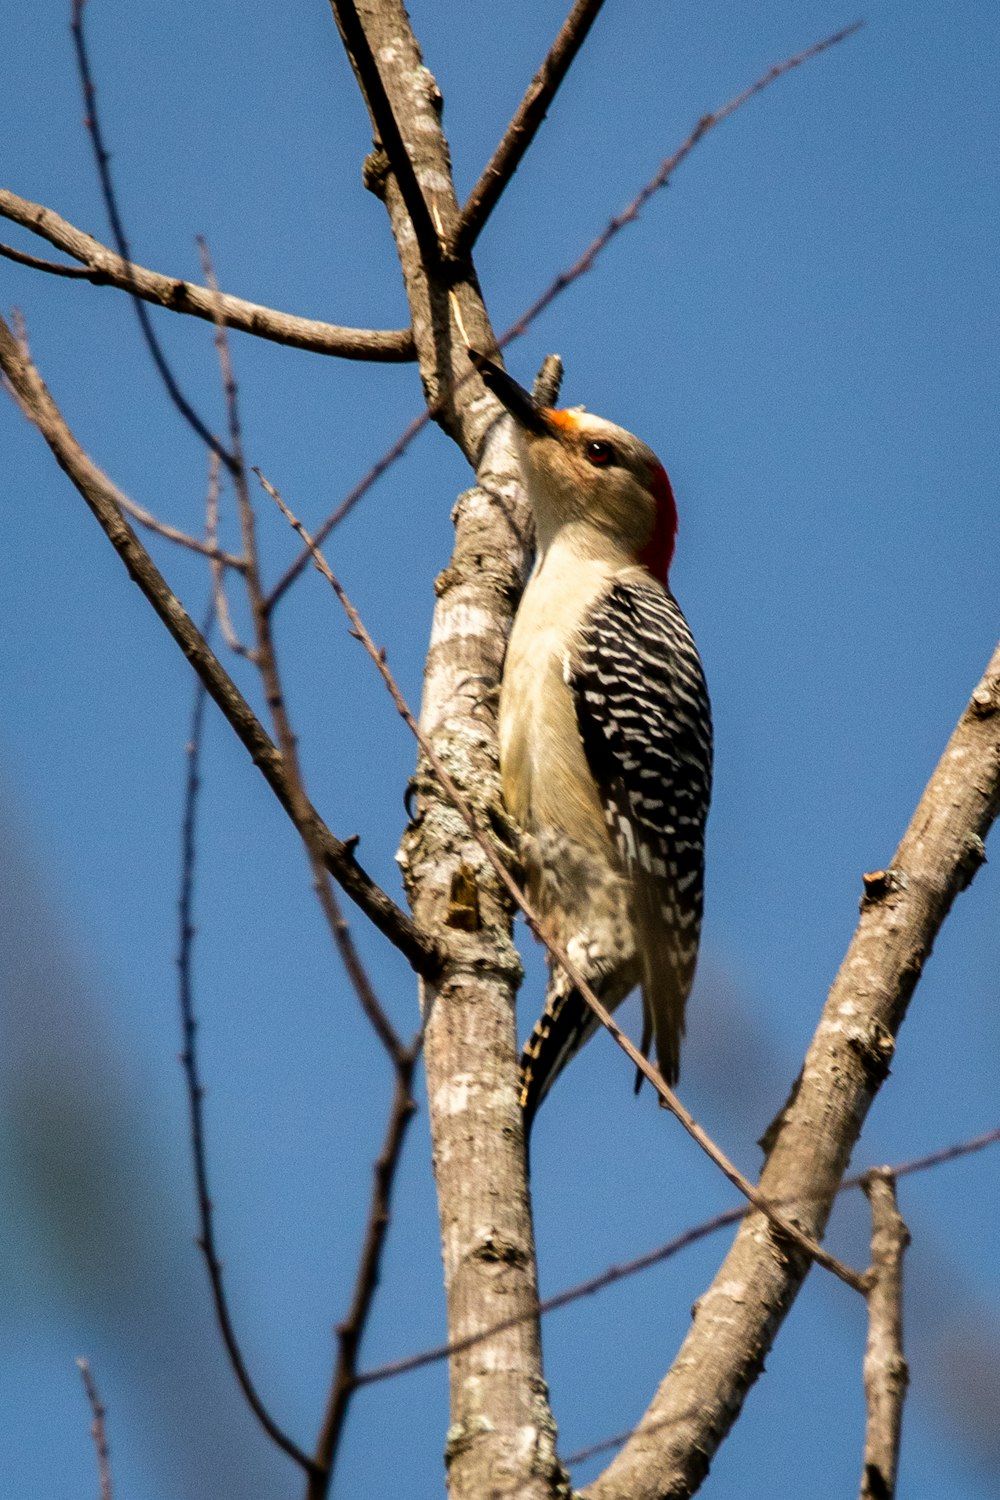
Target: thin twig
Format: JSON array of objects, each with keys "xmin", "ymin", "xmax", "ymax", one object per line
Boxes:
[
  {"xmin": 0, "ymin": 190, "xmax": 414, "ymax": 360},
  {"xmin": 0, "ymin": 239, "xmax": 91, "ymax": 277},
  {"xmin": 451, "ymin": 0, "xmax": 608, "ymax": 258},
  {"xmin": 330, "ymin": 0, "xmax": 445, "ymax": 268},
  {"xmin": 70, "ymin": 0, "xmax": 229, "ymax": 461},
  {"xmin": 265, "ymin": 20, "xmax": 863, "ymax": 610},
  {"xmin": 176, "ymin": 613, "xmax": 314, "ymax": 1472},
  {"xmin": 564, "ymin": 1413, "xmax": 682, "ymax": 1471},
  {"xmin": 118, "ymin": 487, "xmax": 243, "ymax": 567},
  {"xmin": 3, "ymin": 308, "xmax": 242, "ymax": 566},
  {"xmin": 199, "ymin": 240, "xmax": 408, "ymax": 1063},
  {"xmin": 859, "ymin": 1172, "xmax": 910, "ymax": 1500},
  {"xmin": 308, "ymin": 1043, "xmax": 421, "ymax": 1499},
  {"xmin": 264, "ymin": 405, "xmax": 433, "ymax": 612},
  {"xmin": 499, "ymin": 21, "xmax": 864, "ymax": 347},
  {"xmin": 0, "ymin": 311, "xmax": 438, "ymax": 975},
  {"xmin": 76, "ymin": 1358, "xmax": 113, "ymax": 1500},
  {"xmin": 204, "ymin": 449, "xmax": 253, "ymax": 655},
  {"xmin": 263, "ymin": 475, "xmax": 865, "ymax": 1291},
  {"xmin": 353, "ymin": 1123, "xmax": 1000, "ymax": 1389}
]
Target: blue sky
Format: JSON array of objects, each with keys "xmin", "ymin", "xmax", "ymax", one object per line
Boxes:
[{"xmin": 1, "ymin": 2, "xmax": 998, "ymax": 1497}]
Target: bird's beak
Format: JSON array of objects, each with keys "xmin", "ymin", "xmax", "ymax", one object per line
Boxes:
[{"xmin": 469, "ymin": 350, "xmax": 552, "ymax": 436}]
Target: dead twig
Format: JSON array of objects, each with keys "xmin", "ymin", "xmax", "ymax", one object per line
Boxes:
[
  {"xmin": 501, "ymin": 21, "xmax": 864, "ymax": 347},
  {"xmin": 0, "ymin": 238, "xmax": 91, "ymax": 277},
  {"xmin": 70, "ymin": 0, "xmax": 232, "ymax": 461},
  {"xmin": 859, "ymin": 1172, "xmax": 910, "ymax": 1500},
  {"xmin": 203, "ymin": 450, "xmax": 253, "ymax": 655},
  {"xmin": 3, "ymin": 310, "xmax": 242, "ymax": 567},
  {"xmin": 75, "ymin": 1358, "xmax": 113, "ymax": 1500}
]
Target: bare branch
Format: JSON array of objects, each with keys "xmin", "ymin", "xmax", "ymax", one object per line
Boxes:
[
  {"xmin": 329, "ymin": 0, "xmax": 446, "ymax": 269},
  {"xmin": 75, "ymin": 1358, "xmax": 113, "ymax": 1500},
  {"xmin": 4, "ymin": 313, "xmax": 242, "ymax": 566},
  {"xmin": 586, "ymin": 644, "xmax": 1000, "ymax": 1500},
  {"xmin": 118, "ymin": 505, "xmax": 243, "ymax": 568},
  {"xmin": 176, "ymin": 622, "xmax": 314, "ymax": 1472},
  {"xmin": 451, "ymin": 0, "xmax": 608, "ymax": 258},
  {"xmin": 0, "ymin": 190, "xmax": 415, "ymax": 360},
  {"xmin": 859, "ymin": 1172, "xmax": 910, "ymax": 1500},
  {"xmin": 0, "ymin": 311, "xmax": 438, "ymax": 976}
]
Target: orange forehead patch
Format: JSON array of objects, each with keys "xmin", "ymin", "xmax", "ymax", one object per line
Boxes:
[{"xmin": 543, "ymin": 407, "xmax": 581, "ymax": 432}]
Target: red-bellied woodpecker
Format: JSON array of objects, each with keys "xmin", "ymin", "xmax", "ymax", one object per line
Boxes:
[{"xmin": 472, "ymin": 352, "xmax": 712, "ymax": 1129}]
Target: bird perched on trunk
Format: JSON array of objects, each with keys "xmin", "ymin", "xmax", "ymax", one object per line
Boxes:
[{"xmin": 472, "ymin": 351, "xmax": 712, "ymax": 1130}]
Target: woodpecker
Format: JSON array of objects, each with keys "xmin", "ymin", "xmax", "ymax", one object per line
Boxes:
[{"xmin": 472, "ymin": 351, "xmax": 712, "ymax": 1129}]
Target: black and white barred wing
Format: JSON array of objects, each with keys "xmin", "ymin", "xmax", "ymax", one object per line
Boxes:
[{"xmin": 570, "ymin": 577, "xmax": 713, "ymax": 1086}]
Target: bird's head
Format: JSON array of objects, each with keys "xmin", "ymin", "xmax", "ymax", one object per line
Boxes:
[{"xmin": 472, "ymin": 351, "xmax": 677, "ymax": 582}]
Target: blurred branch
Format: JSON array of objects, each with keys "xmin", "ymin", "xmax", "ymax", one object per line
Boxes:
[
  {"xmin": 76, "ymin": 1358, "xmax": 113, "ymax": 1500},
  {"xmin": 859, "ymin": 1172, "xmax": 910, "ymax": 1500},
  {"xmin": 0, "ymin": 311, "xmax": 439, "ymax": 976},
  {"xmin": 176, "ymin": 613, "xmax": 314, "ymax": 1473},
  {"xmin": 204, "ymin": 453, "xmax": 254, "ymax": 657},
  {"xmin": 451, "ymin": 0, "xmax": 608, "ymax": 258},
  {"xmin": 0, "ymin": 190, "xmax": 415, "ymax": 360},
  {"xmin": 586, "ymin": 644, "xmax": 1000, "ymax": 1500}
]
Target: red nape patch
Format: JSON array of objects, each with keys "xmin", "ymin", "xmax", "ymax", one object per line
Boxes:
[{"xmin": 639, "ymin": 462, "xmax": 678, "ymax": 583}]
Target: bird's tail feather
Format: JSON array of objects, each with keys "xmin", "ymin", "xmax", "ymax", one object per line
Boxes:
[{"xmin": 519, "ymin": 982, "xmax": 602, "ymax": 1134}]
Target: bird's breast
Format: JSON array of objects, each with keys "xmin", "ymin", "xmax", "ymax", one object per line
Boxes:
[{"xmin": 499, "ymin": 547, "xmax": 617, "ymax": 857}]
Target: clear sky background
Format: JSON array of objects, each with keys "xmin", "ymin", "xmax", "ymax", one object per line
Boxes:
[{"xmin": 1, "ymin": 2, "xmax": 998, "ymax": 1498}]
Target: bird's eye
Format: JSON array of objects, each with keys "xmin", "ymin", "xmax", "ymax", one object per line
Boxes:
[{"xmin": 585, "ymin": 439, "xmax": 615, "ymax": 466}]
